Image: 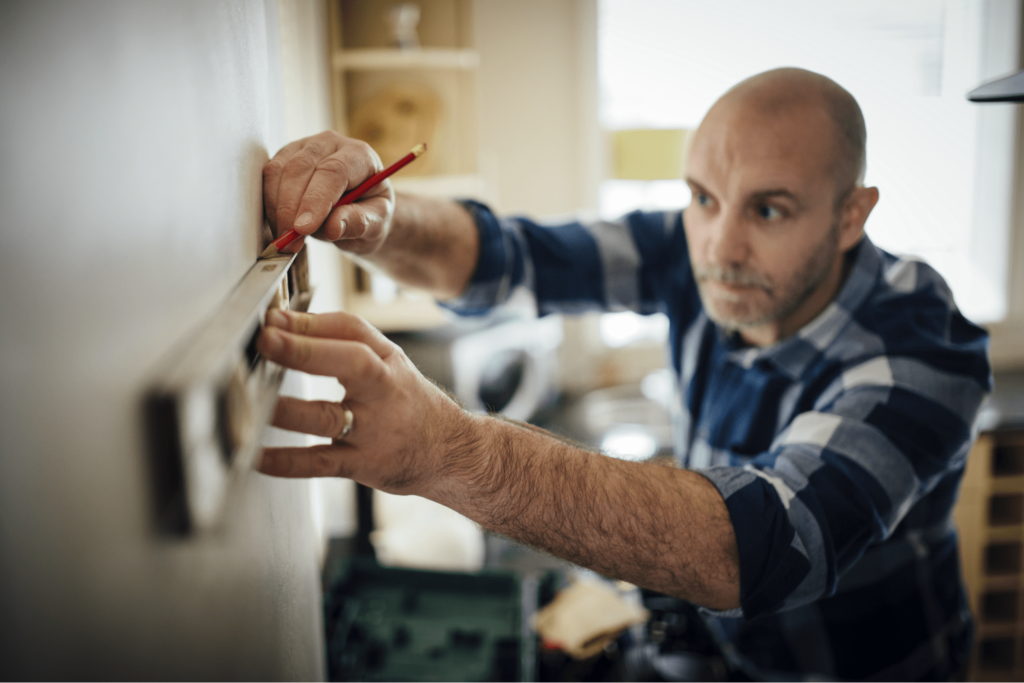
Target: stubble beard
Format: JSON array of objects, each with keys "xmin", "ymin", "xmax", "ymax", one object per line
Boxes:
[{"xmin": 695, "ymin": 219, "xmax": 840, "ymax": 335}]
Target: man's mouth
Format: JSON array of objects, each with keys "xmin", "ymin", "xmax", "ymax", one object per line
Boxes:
[
  {"xmin": 706, "ymin": 279, "xmax": 756, "ymax": 292},
  {"xmin": 694, "ymin": 264, "xmax": 770, "ymax": 289},
  {"xmin": 701, "ymin": 279, "xmax": 756, "ymax": 303},
  {"xmin": 696, "ymin": 271, "xmax": 772, "ymax": 300}
]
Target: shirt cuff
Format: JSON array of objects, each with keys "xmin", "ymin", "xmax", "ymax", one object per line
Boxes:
[{"xmin": 440, "ymin": 199, "xmax": 513, "ymax": 315}]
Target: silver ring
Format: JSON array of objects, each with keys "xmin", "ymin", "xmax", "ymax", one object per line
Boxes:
[{"xmin": 335, "ymin": 408, "xmax": 354, "ymax": 441}]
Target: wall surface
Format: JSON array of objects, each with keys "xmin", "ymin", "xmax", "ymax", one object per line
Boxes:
[
  {"xmin": 982, "ymin": 1, "xmax": 1024, "ymax": 370},
  {"xmin": 0, "ymin": 1, "xmax": 325, "ymax": 678},
  {"xmin": 474, "ymin": 0, "xmax": 600, "ymax": 217}
]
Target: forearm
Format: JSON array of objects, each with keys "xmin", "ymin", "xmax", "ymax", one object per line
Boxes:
[
  {"xmin": 432, "ymin": 413, "xmax": 741, "ymax": 610},
  {"xmin": 362, "ymin": 192, "xmax": 479, "ymax": 300}
]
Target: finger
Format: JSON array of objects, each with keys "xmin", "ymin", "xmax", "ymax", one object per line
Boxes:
[
  {"xmin": 258, "ymin": 444, "xmax": 356, "ymax": 479},
  {"xmin": 265, "ymin": 309, "xmax": 395, "ymax": 359},
  {"xmin": 263, "ymin": 139, "xmax": 305, "ymax": 231},
  {"xmin": 294, "ymin": 148, "xmax": 383, "ymax": 239},
  {"xmin": 274, "ymin": 136, "xmax": 341, "ymax": 238},
  {"xmin": 257, "ymin": 327, "xmax": 390, "ymax": 396},
  {"xmin": 323, "ymin": 192, "xmax": 392, "ymax": 244},
  {"xmin": 272, "ymin": 396, "xmax": 353, "ymax": 440}
]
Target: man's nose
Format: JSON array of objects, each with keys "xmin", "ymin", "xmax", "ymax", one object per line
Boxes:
[{"xmin": 707, "ymin": 209, "xmax": 750, "ymax": 267}]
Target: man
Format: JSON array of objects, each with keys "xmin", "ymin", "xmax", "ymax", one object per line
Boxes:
[{"xmin": 258, "ymin": 68, "xmax": 990, "ymax": 679}]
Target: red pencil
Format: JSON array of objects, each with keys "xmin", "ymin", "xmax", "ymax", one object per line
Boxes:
[{"xmin": 259, "ymin": 142, "xmax": 427, "ymax": 259}]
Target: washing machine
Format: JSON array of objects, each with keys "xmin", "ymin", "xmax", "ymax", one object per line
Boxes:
[{"xmin": 388, "ymin": 315, "xmax": 563, "ymax": 423}]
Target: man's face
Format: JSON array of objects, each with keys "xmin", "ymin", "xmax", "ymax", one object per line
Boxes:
[{"xmin": 683, "ymin": 101, "xmax": 848, "ymax": 343}]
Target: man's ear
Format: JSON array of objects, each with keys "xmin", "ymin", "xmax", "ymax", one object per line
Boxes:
[{"xmin": 838, "ymin": 186, "xmax": 879, "ymax": 251}]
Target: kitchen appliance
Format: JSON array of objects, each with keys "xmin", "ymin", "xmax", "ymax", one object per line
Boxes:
[{"xmin": 389, "ymin": 315, "xmax": 562, "ymax": 422}]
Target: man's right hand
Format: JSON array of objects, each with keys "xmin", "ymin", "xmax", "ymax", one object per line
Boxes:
[{"xmin": 262, "ymin": 131, "xmax": 395, "ymax": 255}]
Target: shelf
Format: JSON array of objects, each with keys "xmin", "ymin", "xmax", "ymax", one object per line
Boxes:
[
  {"xmin": 333, "ymin": 48, "xmax": 480, "ymax": 71},
  {"xmin": 329, "ymin": 1, "xmax": 480, "ymax": 332}
]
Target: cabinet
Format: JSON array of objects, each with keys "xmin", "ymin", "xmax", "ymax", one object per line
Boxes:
[
  {"xmin": 955, "ymin": 431, "xmax": 1024, "ymax": 680},
  {"xmin": 327, "ymin": 0, "xmax": 485, "ymax": 331}
]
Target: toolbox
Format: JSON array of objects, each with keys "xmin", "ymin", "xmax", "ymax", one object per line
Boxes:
[{"xmin": 323, "ymin": 556, "xmax": 531, "ymax": 682}]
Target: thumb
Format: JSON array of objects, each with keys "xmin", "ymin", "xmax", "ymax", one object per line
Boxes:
[{"xmin": 320, "ymin": 194, "xmax": 393, "ymax": 250}]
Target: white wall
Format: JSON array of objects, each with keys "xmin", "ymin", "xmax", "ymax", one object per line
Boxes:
[
  {"xmin": 276, "ymin": 0, "xmax": 360, "ymax": 548},
  {"xmin": 475, "ymin": 0, "xmax": 601, "ymax": 217},
  {"xmin": 987, "ymin": 94, "xmax": 1024, "ymax": 370},
  {"xmin": 978, "ymin": 1, "xmax": 1024, "ymax": 370},
  {"xmin": 473, "ymin": 0, "xmax": 608, "ymax": 394},
  {"xmin": 0, "ymin": 1, "xmax": 327, "ymax": 678}
]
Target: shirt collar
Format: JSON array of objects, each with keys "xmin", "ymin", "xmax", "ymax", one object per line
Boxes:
[{"xmin": 720, "ymin": 236, "xmax": 881, "ymax": 380}]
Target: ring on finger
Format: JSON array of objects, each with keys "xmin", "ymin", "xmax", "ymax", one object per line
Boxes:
[{"xmin": 335, "ymin": 406, "xmax": 354, "ymax": 441}]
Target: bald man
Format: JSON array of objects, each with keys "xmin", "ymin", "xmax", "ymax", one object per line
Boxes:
[{"xmin": 259, "ymin": 69, "xmax": 990, "ymax": 680}]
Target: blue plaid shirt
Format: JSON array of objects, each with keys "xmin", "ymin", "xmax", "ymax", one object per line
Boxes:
[{"xmin": 446, "ymin": 201, "xmax": 992, "ymax": 681}]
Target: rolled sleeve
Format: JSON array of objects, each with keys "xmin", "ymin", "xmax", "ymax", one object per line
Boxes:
[
  {"xmin": 699, "ymin": 356, "xmax": 988, "ymax": 620},
  {"xmin": 440, "ymin": 200, "xmax": 524, "ymax": 315},
  {"xmin": 441, "ymin": 201, "xmax": 692, "ymax": 318}
]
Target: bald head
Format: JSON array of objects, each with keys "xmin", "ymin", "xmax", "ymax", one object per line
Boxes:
[
  {"xmin": 683, "ymin": 67, "xmax": 880, "ymax": 344},
  {"xmin": 700, "ymin": 68, "xmax": 867, "ymax": 198},
  {"xmin": 683, "ymin": 69, "xmax": 880, "ymax": 344}
]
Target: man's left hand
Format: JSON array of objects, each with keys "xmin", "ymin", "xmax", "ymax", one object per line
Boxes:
[{"xmin": 256, "ymin": 309, "xmax": 477, "ymax": 498}]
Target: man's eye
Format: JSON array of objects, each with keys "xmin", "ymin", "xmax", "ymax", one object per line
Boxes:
[
  {"xmin": 696, "ymin": 193, "xmax": 711, "ymax": 207},
  {"xmin": 757, "ymin": 205, "xmax": 783, "ymax": 220}
]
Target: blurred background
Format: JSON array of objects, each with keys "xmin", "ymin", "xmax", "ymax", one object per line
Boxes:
[{"xmin": 0, "ymin": 0, "xmax": 1021, "ymax": 679}]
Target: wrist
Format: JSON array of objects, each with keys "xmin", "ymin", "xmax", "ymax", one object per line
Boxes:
[{"xmin": 425, "ymin": 410, "xmax": 500, "ymax": 513}]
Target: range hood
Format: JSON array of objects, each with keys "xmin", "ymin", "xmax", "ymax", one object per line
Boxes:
[{"xmin": 969, "ymin": 70, "xmax": 1024, "ymax": 102}]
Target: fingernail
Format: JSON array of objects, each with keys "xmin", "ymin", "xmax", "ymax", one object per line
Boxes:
[
  {"xmin": 337, "ymin": 220, "xmax": 346, "ymax": 238},
  {"xmin": 295, "ymin": 211, "xmax": 313, "ymax": 227},
  {"xmin": 266, "ymin": 308, "xmax": 288, "ymax": 328}
]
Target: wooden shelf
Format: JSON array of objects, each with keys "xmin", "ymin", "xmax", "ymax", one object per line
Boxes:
[
  {"xmin": 956, "ymin": 431, "xmax": 1024, "ymax": 680},
  {"xmin": 332, "ymin": 48, "xmax": 480, "ymax": 71},
  {"xmin": 329, "ymin": 0, "xmax": 480, "ymax": 332}
]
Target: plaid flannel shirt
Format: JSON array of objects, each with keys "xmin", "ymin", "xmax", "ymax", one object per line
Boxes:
[{"xmin": 445, "ymin": 201, "xmax": 992, "ymax": 680}]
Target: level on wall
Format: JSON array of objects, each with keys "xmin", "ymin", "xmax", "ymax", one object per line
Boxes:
[{"xmin": 146, "ymin": 248, "xmax": 312, "ymax": 535}]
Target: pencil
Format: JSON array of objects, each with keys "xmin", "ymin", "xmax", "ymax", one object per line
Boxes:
[{"xmin": 259, "ymin": 142, "xmax": 427, "ymax": 259}]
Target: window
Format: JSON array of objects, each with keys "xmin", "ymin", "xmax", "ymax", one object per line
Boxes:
[{"xmin": 598, "ymin": 0, "xmax": 1020, "ymax": 325}]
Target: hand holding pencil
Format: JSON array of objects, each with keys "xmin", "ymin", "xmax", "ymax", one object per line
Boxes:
[{"xmin": 261, "ymin": 132, "xmax": 426, "ymax": 259}]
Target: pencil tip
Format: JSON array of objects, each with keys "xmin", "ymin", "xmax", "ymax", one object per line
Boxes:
[
  {"xmin": 413, "ymin": 143, "xmax": 427, "ymax": 156},
  {"xmin": 258, "ymin": 243, "xmax": 279, "ymax": 259}
]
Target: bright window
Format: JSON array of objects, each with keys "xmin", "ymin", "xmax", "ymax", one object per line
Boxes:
[{"xmin": 598, "ymin": 0, "xmax": 1019, "ymax": 325}]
